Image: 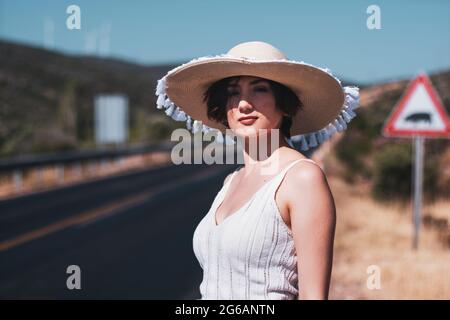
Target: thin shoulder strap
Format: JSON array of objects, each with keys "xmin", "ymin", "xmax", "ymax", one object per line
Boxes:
[
  {"xmin": 223, "ymin": 166, "xmax": 240, "ymax": 190},
  {"xmin": 282, "ymin": 158, "xmax": 318, "ymax": 175},
  {"xmin": 217, "ymin": 167, "xmax": 241, "ymax": 206},
  {"xmin": 269, "ymin": 158, "xmax": 321, "ymax": 192}
]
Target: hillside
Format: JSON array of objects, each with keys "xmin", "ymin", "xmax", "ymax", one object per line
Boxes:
[{"xmin": 0, "ymin": 40, "xmax": 182, "ymax": 157}]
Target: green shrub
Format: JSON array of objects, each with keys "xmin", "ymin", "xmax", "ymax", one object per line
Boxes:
[
  {"xmin": 335, "ymin": 110, "xmax": 374, "ymax": 181},
  {"xmin": 371, "ymin": 142, "xmax": 439, "ymax": 203},
  {"xmin": 372, "ymin": 142, "xmax": 412, "ymax": 202}
]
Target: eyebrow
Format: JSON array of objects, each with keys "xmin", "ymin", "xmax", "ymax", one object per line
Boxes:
[{"xmin": 227, "ymin": 79, "xmax": 269, "ymax": 88}]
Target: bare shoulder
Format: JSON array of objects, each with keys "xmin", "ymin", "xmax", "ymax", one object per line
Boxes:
[
  {"xmin": 281, "ymin": 158, "xmax": 335, "ymax": 217},
  {"xmin": 280, "ymin": 158, "xmax": 330, "ymax": 201},
  {"xmin": 288, "ymin": 159, "xmax": 326, "ymax": 183},
  {"xmin": 274, "ymin": 155, "xmax": 333, "ymax": 230},
  {"xmin": 280, "ymin": 147, "xmax": 326, "ymax": 182}
]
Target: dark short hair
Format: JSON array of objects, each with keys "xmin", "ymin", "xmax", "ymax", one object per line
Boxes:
[{"xmin": 203, "ymin": 76, "xmax": 302, "ymax": 139}]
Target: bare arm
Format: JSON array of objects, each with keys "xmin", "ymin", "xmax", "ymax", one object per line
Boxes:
[{"xmin": 285, "ymin": 163, "xmax": 336, "ymax": 300}]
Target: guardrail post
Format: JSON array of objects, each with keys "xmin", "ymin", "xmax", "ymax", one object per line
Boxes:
[
  {"xmin": 13, "ymin": 169, "xmax": 23, "ymax": 190},
  {"xmin": 73, "ymin": 163, "xmax": 82, "ymax": 178},
  {"xmin": 56, "ymin": 164, "xmax": 65, "ymax": 183},
  {"xmin": 36, "ymin": 167, "xmax": 43, "ymax": 186},
  {"xmin": 100, "ymin": 158, "xmax": 108, "ymax": 173}
]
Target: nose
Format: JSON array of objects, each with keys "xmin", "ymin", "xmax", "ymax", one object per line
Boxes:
[{"xmin": 238, "ymin": 99, "xmax": 253, "ymax": 113}]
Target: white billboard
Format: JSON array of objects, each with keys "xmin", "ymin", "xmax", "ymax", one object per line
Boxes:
[{"xmin": 94, "ymin": 94, "xmax": 129, "ymax": 144}]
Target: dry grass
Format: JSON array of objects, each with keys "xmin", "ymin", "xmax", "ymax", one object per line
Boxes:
[
  {"xmin": 328, "ymin": 175, "xmax": 450, "ymax": 299},
  {"xmin": 423, "ymin": 200, "xmax": 450, "ymax": 221}
]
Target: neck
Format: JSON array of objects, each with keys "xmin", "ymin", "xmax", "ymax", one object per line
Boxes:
[{"xmin": 238, "ymin": 130, "xmax": 291, "ymax": 177}]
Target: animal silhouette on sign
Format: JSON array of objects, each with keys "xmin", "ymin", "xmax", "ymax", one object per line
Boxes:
[{"xmin": 405, "ymin": 112, "xmax": 432, "ymax": 124}]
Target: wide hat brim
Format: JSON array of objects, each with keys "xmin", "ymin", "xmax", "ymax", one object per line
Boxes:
[
  {"xmin": 155, "ymin": 53, "xmax": 360, "ymax": 151},
  {"xmin": 166, "ymin": 57, "xmax": 345, "ymax": 135}
]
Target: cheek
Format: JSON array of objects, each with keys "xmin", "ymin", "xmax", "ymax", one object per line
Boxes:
[
  {"xmin": 255, "ymin": 96, "xmax": 281, "ymax": 122},
  {"xmin": 254, "ymin": 94, "xmax": 275, "ymax": 110}
]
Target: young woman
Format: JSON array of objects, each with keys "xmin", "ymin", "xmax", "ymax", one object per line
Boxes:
[{"xmin": 155, "ymin": 41, "xmax": 359, "ymax": 300}]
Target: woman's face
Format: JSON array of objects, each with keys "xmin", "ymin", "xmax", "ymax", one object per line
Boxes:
[{"xmin": 225, "ymin": 76, "xmax": 284, "ymax": 138}]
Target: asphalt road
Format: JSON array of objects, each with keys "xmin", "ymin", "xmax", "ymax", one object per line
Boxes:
[{"xmin": 0, "ymin": 162, "xmax": 237, "ymax": 299}]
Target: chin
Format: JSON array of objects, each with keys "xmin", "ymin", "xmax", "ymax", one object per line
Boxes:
[{"xmin": 232, "ymin": 126, "xmax": 273, "ymax": 139}]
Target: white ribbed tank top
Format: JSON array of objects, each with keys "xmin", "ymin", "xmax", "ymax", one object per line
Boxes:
[{"xmin": 192, "ymin": 158, "xmax": 319, "ymax": 300}]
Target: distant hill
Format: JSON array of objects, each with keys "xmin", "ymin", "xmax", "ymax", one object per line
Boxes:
[{"xmin": 0, "ymin": 40, "xmax": 182, "ymax": 157}]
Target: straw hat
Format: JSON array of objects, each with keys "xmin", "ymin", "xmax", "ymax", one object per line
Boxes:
[{"xmin": 155, "ymin": 41, "xmax": 359, "ymax": 150}]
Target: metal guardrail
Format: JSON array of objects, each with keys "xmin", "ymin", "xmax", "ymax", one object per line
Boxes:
[
  {"xmin": 0, "ymin": 141, "xmax": 176, "ymax": 172},
  {"xmin": 0, "ymin": 141, "xmax": 179, "ymax": 195}
]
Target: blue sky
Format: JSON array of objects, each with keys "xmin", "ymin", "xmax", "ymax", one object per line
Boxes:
[{"xmin": 0, "ymin": 0, "xmax": 449, "ymax": 84}]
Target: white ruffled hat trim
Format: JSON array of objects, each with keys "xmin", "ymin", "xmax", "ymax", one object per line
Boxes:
[{"xmin": 155, "ymin": 54, "xmax": 360, "ymax": 151}]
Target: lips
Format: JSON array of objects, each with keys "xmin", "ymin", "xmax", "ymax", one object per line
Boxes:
[{"xmin": 238, "ymin": 116, "xmax": 258, "ymax": 125}]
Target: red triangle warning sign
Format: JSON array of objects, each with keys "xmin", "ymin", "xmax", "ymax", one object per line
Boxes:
[{"xmin": 382, "ymin": 73, "xmax": 450, "ymax": 138}]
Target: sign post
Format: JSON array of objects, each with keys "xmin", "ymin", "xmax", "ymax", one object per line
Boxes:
[
  {"xmin": 382, "ymin": 72, "xmax": 450, "ymax": 250},
  {"xmin": 412, "ymin": 135, "xmax": 424, "ymax": 249}
]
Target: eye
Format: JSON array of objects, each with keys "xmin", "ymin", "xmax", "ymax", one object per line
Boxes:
[
  {"xmin": 254, "ymin": 86, "xmax": 269, "ymax": 92},
  {"xmin": 227, "ymin": 89, "xmax": 239, "ymax": 96}
]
